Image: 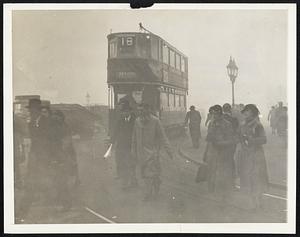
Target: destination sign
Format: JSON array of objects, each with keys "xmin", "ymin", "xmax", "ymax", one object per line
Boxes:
[{"xmin": 116, "ymin": 71, "xmax": 137, "ymax": 79}]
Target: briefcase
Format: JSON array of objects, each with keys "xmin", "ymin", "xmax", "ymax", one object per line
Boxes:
[{"xmin": 195, "ymin": 163, "xmax": 208, "ymax": 183}]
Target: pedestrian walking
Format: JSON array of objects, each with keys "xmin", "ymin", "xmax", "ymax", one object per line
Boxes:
[
  {"xmin": 202, "ymin": 106, "xmax": 215, "ymax": 163},
  {"xmin": 276, "ymin": 104, "xmax": 288, "ymax": 137},
  {"xmin": 13, "ymin": 114, "xmax": 26, "ymax": 189},
  {"xmin": 185, "ymin": 105, "xmax": 202, "ymax": 148},
  {"xmin": 205, "ymin": 106, "xmax": 214, "ymax": 127},
  {"xmin": 49, "ymin": 110, "xmax": 74, "ymax": 211},
  {"xmin": 205, "ymin": 105, "xmax": 237, "ymax": 207},
  {"xmin": 223, "ymin": 103, "xmax": 239, "ymax": 132},
  {"xmin": 275, "ymin": 101, "xmax": 284, "ymax": 136},
  {"xmin": 222, "ymin": 103, "xmax": 239, "ymax": 187},
  {"xmin": 17, "ymin": 99, "xmax": 52, "ymax": 221},
  {"xmin": 131, "ymin": 103, "xmax": 174, "ymax": 201},
  {"xmin": 54, "ymin": 110, "xmax": 80, "ymax": 188},
  {"xmin": 111, "ymin": 100, "xmax": 137, "ymax": 190},
  {"xmin": 268, "ymin": 106, "xmax": 277, "ymax": 135},
  {"xmin": 238, "ymin": 104, "xmax": 269, "ymax": 210}
]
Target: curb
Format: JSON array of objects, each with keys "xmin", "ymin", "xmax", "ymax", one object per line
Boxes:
[{"xmin": 178, "ymin": 147, "xmax": 287, "ymax": 191}]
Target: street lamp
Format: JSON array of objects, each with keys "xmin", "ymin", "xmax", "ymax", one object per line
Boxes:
[{"xmin": 226, "ymin": 56, "xmax": 238, "ymax": 106}]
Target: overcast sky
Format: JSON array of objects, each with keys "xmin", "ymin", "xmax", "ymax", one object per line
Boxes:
[{"xmin": 12, "ymin": 9, "xmax": 287, "ymax": 116}]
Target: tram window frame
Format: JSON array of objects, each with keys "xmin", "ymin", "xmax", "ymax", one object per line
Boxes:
[
  {"xmin": 168, "ymin": 93, "xmax": 175, "ymax": 110},
  {"xmin": 175, "ymin": 53, "xmax": 181, "ymax": 70},
  {"xmin": 109, "ymin": 41, "xmax": 117, "ymax": 58},
  {"xmin": 150, "ymin": 37, "xmax": 159, "ymax": 60},
  {"xmin": 160, "ymin": 92, "xmax": 168, "ymax": 110},
  {"xmin": 163, "ymin": 44, "xmax": 169, "ymax": 64},
  {"xmin": 176, "ymin": 94, "xmax": 181, "ymax": 107},
  {"xmin": 158, "ymin": 39, "xmax": 162, "ymax": 61},
  {"xmin": 169, "ymin": 49, "xmax": 175, "ymax": 68},
  {"xmin": 181, "ymin": 56, "xmax": 186, "ymax": 72},
  {"xmin": 180, "ymin": 95, "xmax": 184, "ymax": 108}
]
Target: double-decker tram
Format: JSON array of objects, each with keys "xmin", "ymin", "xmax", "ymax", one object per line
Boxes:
[{"xmin": 107, "ymin": 24, "xmax": 188, "ymax": 136}]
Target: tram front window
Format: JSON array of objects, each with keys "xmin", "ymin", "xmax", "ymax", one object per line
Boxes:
[{"xmin": 115, "ymin": 92, "xmax": 139, "ymax": 110}]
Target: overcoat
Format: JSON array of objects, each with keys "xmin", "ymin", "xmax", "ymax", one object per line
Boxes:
[
  {"xmin": 238, "ymin": 117, "xmax": 269, "ymax": 195},
  {"xmin": 131, "ymin": 115, "xmax": 172, "ymax": 179}
]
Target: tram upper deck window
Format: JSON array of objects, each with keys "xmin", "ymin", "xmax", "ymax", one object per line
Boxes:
[
  {"xmin": 163, "ymin": 44, "xmax": 169, "ymax": 64},
  {"xmin": 169, "ymin": 50, "xmax": 175, "ymax": 68},
  {"xmin": 151, "ymin": 37, "xmax": 159, "ymax": 60},
  {"xmin": 175, "ymin": 53, "xmax": 181, "ymax": 70},
  {"xmin": 181, "ymin": 56, "xmax": 186, "ymax": 72},
  {"xmin": 109, "ymin": 41, "xmax": 117, "ymax": 58}
]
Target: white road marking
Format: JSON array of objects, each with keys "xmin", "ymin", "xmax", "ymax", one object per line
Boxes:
[
  {"xmin": 263, "ymin": 193, "xmax": 287, "ymax": 201},
  {"xmin": 85, "ymin": 207, "xmax": 116, "ymax": 224},
  {"xmin": 235, "ymin": 186, "xmax": 287, "ymax": 201}
]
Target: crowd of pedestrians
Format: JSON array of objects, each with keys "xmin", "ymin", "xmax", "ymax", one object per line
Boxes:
[
  {"xmin": 188, "ymin": 102, "xmax": 270, "ymax": 210},
  {"xmin": 110, "ymin": 101, "xmax": 174, "ymax": 201},
  {"xmin": 200, "ymin": 103, "xmax": 269, "ymax": 210},
  {"xmin": 14, "ymin": 97, "xmax": 286, "ymax": 221},
  {"xmin": 107, "ymin": 100, "xmax": 274, "ymax": 210},
  {"xmin": 268, "ymin": 101, "xmax": 288, "ymax": 137}
]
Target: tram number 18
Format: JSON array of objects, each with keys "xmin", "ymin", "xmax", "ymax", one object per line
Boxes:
[{"xmin": 121, "ymin": 37, "xmax": 134, "ymax": 46}]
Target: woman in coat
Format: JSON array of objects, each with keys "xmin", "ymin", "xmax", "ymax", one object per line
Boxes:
[
  {"xmin": 238, "ymin": 104, "xmax": 269, "ymax": 210},
  {"xmin": 205, "ymin": 105, "xmax": 237, "ymax": 206}
]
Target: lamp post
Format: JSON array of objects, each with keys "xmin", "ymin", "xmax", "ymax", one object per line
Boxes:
[{"xmin": 226, "ymin": 56, "xmax": 238, "ymax": 106}]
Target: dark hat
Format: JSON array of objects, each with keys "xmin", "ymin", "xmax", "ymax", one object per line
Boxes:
[
  {"xmin": 241, "ymin": 104, "xmax": 259, "ymax": 116},
  {"xmin": 208, "ymin": 106, "xmax": 214, "ymax": 113},
  {"xmin": 222, "ymin": 103, "xmax": 231, "ymax": 112},
  {"xmin": 212, "ymin": 104, "xmax": 223, "ymax": 114},
  {"xmin": 26, "ymin": 98, "xmax": 41, "ymax": 109}
]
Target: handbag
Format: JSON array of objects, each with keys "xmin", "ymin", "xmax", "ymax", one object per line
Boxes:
[{"xmin": 195, "ymin": 163, "xmax": 208, "ymax": 183}]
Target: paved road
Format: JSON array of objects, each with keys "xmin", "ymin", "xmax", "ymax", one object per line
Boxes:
[{"xmin": 15, "ymin": 125, "xmax": 287, "ymax": 224}]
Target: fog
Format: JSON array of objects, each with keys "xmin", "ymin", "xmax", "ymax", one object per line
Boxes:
[{"xmin": 12, "ymin": 9, "xmax": 287, "ymax": 120}]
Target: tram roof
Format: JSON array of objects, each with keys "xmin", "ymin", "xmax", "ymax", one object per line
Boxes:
[{"xmin": 107, "ymin": 32, "xmax": 188, "ymax": 58}]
